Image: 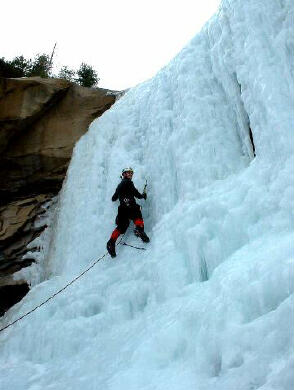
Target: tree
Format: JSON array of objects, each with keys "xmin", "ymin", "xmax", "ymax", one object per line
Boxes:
[
  {"xmin": 58, "ymin": 66, "xmax": 75, "ymax": 82},
  {"xmin": 28, "ymin": 54, "xmax": 51, "ymax": 78},
  {"xmin": 75, "ymin": 63, "xmax": 99, "ymax": 87},
  {"xmin": 0, "ymin": 57, "xmax": 14, "ymax": 77},
  {"xmin": 10, "ymin": 56, "xmax": 32, "ymax": 77},
  {"xmin": 0, "ymin": 54, "xmax": 101, "ymax": 88},
  {"xmin": 0, "ymin": 56, "xmax": 31, "ymax": 78}
]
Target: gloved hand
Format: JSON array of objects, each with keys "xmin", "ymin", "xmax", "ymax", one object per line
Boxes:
[{"xmin": 142, "ymin": 192, "xmax": 147, "ymax": 200}]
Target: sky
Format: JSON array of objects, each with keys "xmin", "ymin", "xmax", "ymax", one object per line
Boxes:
[{"xmin": 1, "ymin": 0, "xmax": 221, "ymax": 90}]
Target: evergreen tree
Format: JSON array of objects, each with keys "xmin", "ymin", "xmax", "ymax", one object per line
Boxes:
[
  {"xmin": 10, "ymin": 56, "xmax": 31, "ymax": 77},
  {"xmin": 58, "ymin": 66, "xmax": 75, "ymax": 82},
  {"xmin": 0, "ymin": 54, "xmax": 101, "ymax": 89},
  {"xmin": 0, "ymin": 57, "xmax": 15, "ymax": 77},
  {"xmin": 28, "ymin": 54, "xmax": 51, "ymax": 78},
  {"xmin": 75, "ymin": 63, "xmax": 99, "ymax": 87},
  {"xmin": 0, "ymin": 56, "xmax": 31, "ymax": 78}
]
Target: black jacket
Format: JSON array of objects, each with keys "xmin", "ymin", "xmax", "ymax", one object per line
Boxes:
[{"xmin": 112, "ymin": 178, "xmax": 144, "ymax": 207}]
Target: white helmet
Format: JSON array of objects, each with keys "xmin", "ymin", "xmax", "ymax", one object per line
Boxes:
[{"xmin": 122, "ymin": 167, "xmax": 134, "ymax": 175}]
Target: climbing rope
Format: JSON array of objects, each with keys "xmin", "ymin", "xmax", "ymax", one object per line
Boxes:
[
  {"xmin": 121, "ymin": 242, "xmax": 146, "ymax": 251},
  {"xmin": 0, "ymin": 235, "xmax": 148, "ymax": 334},
  {"xmin": 0, "ymin": 237, "xmax": 124, "ymax": 334}
]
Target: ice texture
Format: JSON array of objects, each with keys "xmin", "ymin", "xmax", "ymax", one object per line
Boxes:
[{"xmin": 0, "ymin": 0, "xmax": 293, "ymax": 389}]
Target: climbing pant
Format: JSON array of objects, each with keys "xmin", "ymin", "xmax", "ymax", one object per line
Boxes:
[{"xmin": 110, "ymin": 204, "xmax": 144, "ymax": 241}]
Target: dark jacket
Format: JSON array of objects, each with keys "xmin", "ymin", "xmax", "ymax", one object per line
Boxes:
[{"xmin": 112, "ymin": 178, "xmax": 144, "ymax": 207}]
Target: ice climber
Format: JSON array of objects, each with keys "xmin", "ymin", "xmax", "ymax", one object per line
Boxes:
[{"xmin": 107, "ymin": 167, "xmax": 150, "ymax": 258}]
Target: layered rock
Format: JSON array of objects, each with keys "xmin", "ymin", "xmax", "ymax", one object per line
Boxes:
[
  {"xmin": 0, "ymin": 195, "xmax": 51, "ymax": 272},
  {"xmin": 0, "ymin": 77, "xmax": 116, "ymax": 203},
  {"xmin": 0, "ymin": 77, "xmax": 118, "ymax": 312}
]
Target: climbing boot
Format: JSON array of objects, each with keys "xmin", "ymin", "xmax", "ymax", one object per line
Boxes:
[
  {"xmin": 134, "ymin": 227, "xmax": 150, "ymax": 243},
  {"xmin": 107, "ymin": 239, "xmax": 116, "ymax": 258}
]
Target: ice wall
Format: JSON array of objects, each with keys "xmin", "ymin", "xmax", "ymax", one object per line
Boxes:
[{"xmin": 0, "ymin": 1, "xmax": 293, "ymax": 389}]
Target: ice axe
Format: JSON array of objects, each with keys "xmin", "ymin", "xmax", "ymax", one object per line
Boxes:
[{"xmin": 143, "ymin": 179, "xmax": 147, "ymax": 199}]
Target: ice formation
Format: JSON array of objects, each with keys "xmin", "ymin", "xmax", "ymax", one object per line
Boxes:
[{"xmin": 0, "ymin": 0, "xmax": 293, "ymax": 389}]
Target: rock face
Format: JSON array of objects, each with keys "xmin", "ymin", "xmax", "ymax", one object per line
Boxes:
[
  {"xmin": 0, "ymin": 195, "xmax": 51, "ymax": 272},
  {"xmin": 0, "ymin": 77, "xmax": 116, "ymax": 203},
  {"xmin": 0, "ymin": 77, "xmax": 117, "ymax": 313}
]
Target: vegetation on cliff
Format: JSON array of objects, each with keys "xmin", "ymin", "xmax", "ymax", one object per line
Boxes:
[{"xmin": 0, "ymin": 54, "xmax": 99, "ymax": 87}]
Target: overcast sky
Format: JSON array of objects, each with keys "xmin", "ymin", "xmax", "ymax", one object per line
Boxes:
[{"xmin": 1, "ymin": 0, "xmax": 220, "ymax": 90}]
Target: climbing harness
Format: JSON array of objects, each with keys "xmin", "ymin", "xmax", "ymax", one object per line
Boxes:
[{"xmin": 0, "ymin": 237, "xmax": 124, "ymax": 333}]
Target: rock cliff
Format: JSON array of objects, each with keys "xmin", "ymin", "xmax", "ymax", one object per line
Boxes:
[{"xmin": 0, "ymin": 77, "xmax": 117, "ymax": 313}]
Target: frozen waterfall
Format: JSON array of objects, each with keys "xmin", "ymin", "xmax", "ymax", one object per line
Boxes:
[{"xmin": 0, "ymin": 0, "xmax": 293, "ymax": 389}]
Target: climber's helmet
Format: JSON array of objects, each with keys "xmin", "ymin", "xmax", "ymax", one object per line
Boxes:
[{"xmin": 122, "ymin": 167, "xmax": 134, "ymax": 177}]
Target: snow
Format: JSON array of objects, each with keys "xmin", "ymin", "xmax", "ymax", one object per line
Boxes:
[{"xmin": 0, "ymin": 0, "xmax": 293, "ymax": 389}]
